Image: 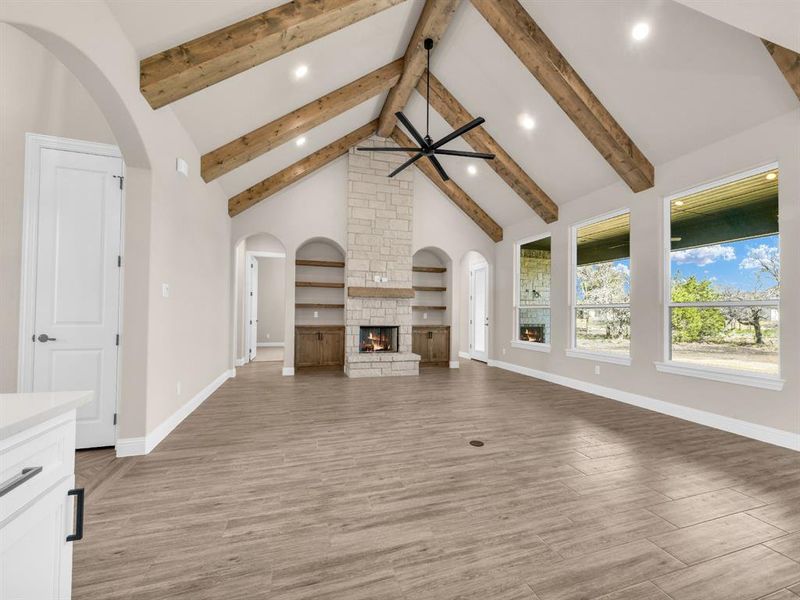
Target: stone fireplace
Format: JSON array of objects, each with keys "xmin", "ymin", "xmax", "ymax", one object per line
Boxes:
[{"xmin": 344, "ymin": 136, "xmax": 420, "ymax": 378}]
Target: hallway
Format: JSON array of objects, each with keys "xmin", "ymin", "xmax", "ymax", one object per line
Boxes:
[{"xmin": 74, "ymin": 362, "xmax": 800, "ymax": 600}]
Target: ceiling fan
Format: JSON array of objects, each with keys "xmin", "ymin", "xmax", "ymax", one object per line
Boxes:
[{"xmin": 357, "ymin": 38, "xmax": 495, "ymax": 181}]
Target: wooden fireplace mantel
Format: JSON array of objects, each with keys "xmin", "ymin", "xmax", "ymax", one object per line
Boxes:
[{"xmin": 347, "ymin": 286, "xmax": 415, "ymax": 299}]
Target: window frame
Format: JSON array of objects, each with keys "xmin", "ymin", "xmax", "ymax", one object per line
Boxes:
[
  {"xmin": 567, "ymin": 208, "xmax": 632, "ymax": 366},
  {"xmin": 512, "ymin": 232, "xmax": 552, "ymax": 352},
  {"xmin": 657, "ymin": 162, "xmax": 784, "ymax": 391}
]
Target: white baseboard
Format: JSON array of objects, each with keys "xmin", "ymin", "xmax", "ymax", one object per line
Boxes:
[
  {"xmin": 257, "ymin": 342, "xmax": 284, "ymax": 347},
  {"xmin": 115, "ymin": 368, "xmax": 234, "ymax": 457},
  {"xmin": 488, "ymin": 359, "xmax": 799, "ymax": 452},
  {"xmin": 235, "ymin": 357, "xmax": 246, "ymax": 367},
  {"xmin": 449, "ymin": 360, "xmax": 460, "ymax": 369},
  {"xmin": 282, "ymin": 367, "xmax": 294, "ymax": 376},
  {"xmin": 458, "ymin": 351, "xmax": 470, "ymax": 360}
]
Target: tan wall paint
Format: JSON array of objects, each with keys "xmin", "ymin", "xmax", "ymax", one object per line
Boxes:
[
  {"xmin": 0, "ymin": 23, "xmax": 117, "ymax": 391},
  {"xmin": 494, "ymin": 109, "xmax": 800, "ymax": 435}
]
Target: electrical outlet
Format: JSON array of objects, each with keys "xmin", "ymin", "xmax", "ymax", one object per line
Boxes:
[
  {"xmin": 423, "ymin": 312, "xmax": 428, "ymax": 319},
  {"xmin": 161, "ymin": 283, "xmax": 170, "ymax": 298},
  {"xmin": 502, "ymin": 347, "xmax": 506, "ymax": 355},
  {"xmin": 176, "ymin": 381, "xmax": 182, "ymax": 395},
  {"xmin": 594, "ymin": 365, "xmax": 600, "ymax": 375},
  {"xmin": 176, "ymin": 157, "xmax": 189, "ymax": 177},
  {"xmin": 373, "ymin": 275, "xmax": 381, "ymax": 283},
  {"xmin": 313, "ymin": 311, "xmax": 319, "ymax": 318},
  {"xmin": 266, "ymin": 333, "xmax": 270, "ymax": 339}
]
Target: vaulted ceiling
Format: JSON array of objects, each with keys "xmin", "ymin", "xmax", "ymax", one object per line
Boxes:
[{"xmin": 108, "ymin": 0, "xmax": 797, "ymax": 238}]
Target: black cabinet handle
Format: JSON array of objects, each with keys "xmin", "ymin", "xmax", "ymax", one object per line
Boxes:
[
  {"xmin": 66, "ymin": 488, "xmax": 85, "ymax": 542},
  {"xmin": 0, "ymin": 466, "xmax": 43, "ymax": 497}
]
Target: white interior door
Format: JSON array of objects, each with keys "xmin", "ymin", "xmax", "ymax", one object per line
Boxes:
[
  {"xmin": 31, "ymin": 147, "xmax": 123, "ymax": 449},
  {"xmin": 470, "ymin": 263, "xmax": 489, "ymax": 362},
  {"xmin": 248, "ymin": 256, "xmax": 258, "ymax": 361}
]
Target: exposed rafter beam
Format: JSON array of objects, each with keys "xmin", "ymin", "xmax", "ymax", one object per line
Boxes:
[
  {"xmin": 418, "ymin": 70, "xmax": 558, "ymax": 223},
  {"xmin": 471, "ymin": 0, "xmax": 655, "ymax": 193},
  {"xmin": 391, "ymin": 128, "xmax": 503, "ymax": 242},
  {"xmin": 140, "ymin": 0, "xmax": 406, "ymax": 109},
  {"xmin": 203, "ymin": 59, "xmax": 402, "ymax": 182},
  {"xmin": 762, "ymin": 39, "xmax": 800, "ymax": 102},
  {"xmin": 228, "ymin": 121, "xmax": 377, "ymax": 217},
  {"xmin": 376, "ymin": 0, "xmax": 461, "ymax": 137}
]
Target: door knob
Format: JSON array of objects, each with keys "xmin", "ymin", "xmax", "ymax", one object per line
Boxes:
[{"xmin": 37, "ymin": 334, "xmax": 57, "ymax": 342}]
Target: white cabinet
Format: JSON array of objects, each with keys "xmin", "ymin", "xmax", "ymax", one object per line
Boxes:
[
  {"xmin": 0, "ymin": 393, "xmax": 89, "ymax": 600},
  {"xmin": 1, "ymin": 476, "xmax": 74, "ymax": 600}
]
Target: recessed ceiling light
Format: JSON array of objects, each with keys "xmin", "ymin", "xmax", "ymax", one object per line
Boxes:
[
  {"xmin": 294, "ymin": 64, "xmax": 309, "ymax": 79},
  {"xmin": 518, "ymin": 113, "xmax": 535, "ymax": 130},
  {"xmin": 765, "ymin": 172, "xmax": 777, "ymax": 181},
  {"xmin": 295, "ymin": 136, "xmax": 307, "ymax": 147},
  {"xmin": 631, "ymin": 22, "xmax": 650, "ymax": 41},
  {"xmin": 674, "ymin": 200, "xmax": 684, "ymax": 206},
  {"xmin": 467, "ymin": 164, "xmax": 478, "ymax": 176}
]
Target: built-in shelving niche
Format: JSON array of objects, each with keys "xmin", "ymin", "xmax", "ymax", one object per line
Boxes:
[
  {"xmin": 294, "ymin": 240, "xmax": 345, "ymax": 326},
  {"xmin": 412, "ymin": 249, "xmax": 452, "ymax": 366}
]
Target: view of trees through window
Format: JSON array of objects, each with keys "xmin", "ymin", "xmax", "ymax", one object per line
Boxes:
[
  {"xmin": 574, "ymin": 211, "xmax": 631, "ymax": 356},
  {"xmin": 668, "ymin": 167, "xmax": 779, "ymax": 375}
]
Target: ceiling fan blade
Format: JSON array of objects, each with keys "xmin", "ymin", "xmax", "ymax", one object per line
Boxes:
[
  {"xmin": 427, "ymin": 155, "xmax": 450, "ymax": 182},
  {"xmin": 430, "ymin": 117, "xmax": 485, "ymax": 151},
  {"xmin": 434, "ymin": 149, "xmax": 496, "ymax": 160},
  {"xmin": 389, "ymin": 152, "xmax": 424, "ymax": 178},
  {"xmin": 358, "ymin": 147, "xmax": 422, "ymax": 152},
  {"xmin": 395, "ymin": 112, "xmax": 429, "ymax": 149}
]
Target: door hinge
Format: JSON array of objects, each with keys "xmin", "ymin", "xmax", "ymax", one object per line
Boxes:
[
  {"xmin": 117, "ymin": 255, "xmax": 122, "ymax": 267},
  {"xmin": 250, "ymin": 291, "xmax": 253, "ymax": 296},
  {"xmin": 113, "ymin": 413, "xmax": 117, "ymax": 426},
  {"xmin": 249, "ymin": 320, "xmax": 252, "ymax": 325},
  {"xmin": 115, "ymin": 334, "xmax": 120, "ymax": 346},
  {"xmin": 113, "ymin": 175, "xmax": 124, "ymax": 190}
]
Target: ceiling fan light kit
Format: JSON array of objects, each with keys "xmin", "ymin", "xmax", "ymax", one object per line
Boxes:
[{"xmin": 357, "ymin": 38, "xmax": 495, "ymax": 181}]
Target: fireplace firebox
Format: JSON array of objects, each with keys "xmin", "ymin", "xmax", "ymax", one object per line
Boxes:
[
  {"xmin": 359, "ymin": 326, "xmax": 399, "ymax": 353},
  {"xmin": 519, "ymin": 324, "xmax": 545, "ymax": 343}
]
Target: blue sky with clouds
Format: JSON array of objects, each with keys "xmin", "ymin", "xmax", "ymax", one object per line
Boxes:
[{"xmin": 670, "ymin": 234, "xmax": 779, "ymax": 292}]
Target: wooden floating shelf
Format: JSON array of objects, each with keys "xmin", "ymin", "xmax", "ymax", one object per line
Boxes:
[
  {"xmin": 413, "ymin": 266, "xmax": 447, "ymax": 273},
  {"xmin": 413, "ymin": 286, "xmax": 447, "ymax": 292},
  {"xmin": 413, "ymin": 305, "xmax": 447, "ymax": 311},
  {"xmin": 347, "ymin": 286, "xmax": 415, "ymax": 298},
  {"xmin": 296, "ymin": 259, "xmax": 345, "ymax": 268},
  {"xmin": 296, "ymin": 303, "xmax": 345, "ymax": 309},
  {"xmin": 295, "ymin": 281, "xmax": 345, "ymax": 288}
]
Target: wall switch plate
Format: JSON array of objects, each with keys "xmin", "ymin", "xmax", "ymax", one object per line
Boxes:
[
  {"xmin": 594, "ymin": 365, "xmax": 601, "ymax": 375},
  {"xmin": 161, "ymin": 283, "xmax": 170, "ymax": 298},
  {"xmin": 373, "ymin": 275, "xmax": 381, "ymax": 283},
  {"xmin": 381, "ymin": 276, "xmax": 388, "ymax": 283},
  {"xmin": 313, "ymin": 311, "xmax": 319, "ymax": 318},
  {"xmin": 176, "ymin": 157, "xmax": 189, "ymax": 177},
  {"xmin": 423, "ymin": 312, "xmax": 428, "ymax": 319}
]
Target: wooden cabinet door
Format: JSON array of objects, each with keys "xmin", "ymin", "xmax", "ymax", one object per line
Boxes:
[
  {"xmin": 295, "ymin": 329, "xmax": 320, "ymax": 367},
  {"xmin": 430, "ymin": 328, "xmax": 450, "ymax": 363},
  {"xmin": 412, "ymin": 328, "xmax": 430, "ymax": 362},
  {"xmin": 319, "ymin": 329, "xmax": 344, "ymax": 366}
]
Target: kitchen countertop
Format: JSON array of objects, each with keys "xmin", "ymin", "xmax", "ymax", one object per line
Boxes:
[{"xmin": 0, "ymin": 391, "xmax": 93, "ymax": 439}]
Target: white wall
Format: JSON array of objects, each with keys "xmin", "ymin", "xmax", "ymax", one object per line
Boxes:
[
  {"xmin": 1, "ymin": 2, "xmax": 232, "ymax": 446},
  {"xmin": 494, "ymin": 109, "xmax": 800, "ymax": 438},
  {"xmin": 231, "ymin": 154, "xmax": 498, "ymax": 370},
  {"xmin": 0, "ymin": 23, "xmax": 117, "ymax": 391}
]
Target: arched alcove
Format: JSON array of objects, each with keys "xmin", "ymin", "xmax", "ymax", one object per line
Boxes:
[{"xmin": 412, "ymin": 247, "xmax": 453, "ymax": 367}]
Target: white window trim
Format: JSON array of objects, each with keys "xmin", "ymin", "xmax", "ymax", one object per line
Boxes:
[
  {"xmin": 568, "ymin": 208, "xmax": 632, "ymax": 365},
  {"xmin": 660, "ymin": 161, "xmax": 782, "ymax": 385},
  {"xmin": 513, "ymin": 231, "xmax": 551, "ymax": 348}
]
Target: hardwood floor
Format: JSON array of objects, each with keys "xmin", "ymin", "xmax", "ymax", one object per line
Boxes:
[{"xmin": 74, "ymin": 361, "xmax": 800, "ymax": 600}]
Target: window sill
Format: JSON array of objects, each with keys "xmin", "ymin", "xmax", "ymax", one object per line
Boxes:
[
  {"xmin": 565, "ymin": 349, "xmax": 631, "ymax": 366},
  {"xmin": 654, "ymin": 361, "xmax": 784, "ymax": 391},
  {"xmin": 511, "ymin": 341, "xmax": 551, "ymax": 353}
]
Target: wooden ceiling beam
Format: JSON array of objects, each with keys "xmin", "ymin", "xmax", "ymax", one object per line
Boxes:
[
  {"xmin": 762, "ymin": 39, "xmax": 800, "ymax": 102},
  {"xmin": 203, "ymin": 59, "xmax": 402, "ymax": 182},
  {"xmin": 376, "ymin": 0, "xmax": 461, "ymax": 137},
  {"xmin": 140, "ymin": 0, "xmax": 406, "ymax": 109},
  {"xmin": 418, "ymin": 70, "xmax": 558, "ymax": 223},
  {"xmin": 471, "ymin": 0, "xmax": 655, "ymax": 193},
  {"xmin": 390, "ymin": 128, "xmax": 503, "ymax": 242},
  {"xmin": 228, "ymin": 120, "xmax": 377, "ymax": 217}
]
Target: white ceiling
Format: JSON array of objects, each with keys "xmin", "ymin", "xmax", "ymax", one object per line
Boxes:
[{"xmin": 107, "ymin": 0, "xmax": 797, "ymax": 226}]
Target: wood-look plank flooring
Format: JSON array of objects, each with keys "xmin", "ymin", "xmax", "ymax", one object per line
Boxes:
[{"xmin": 74, "ymin": 361, "xmax": 800, "ymax": 600}]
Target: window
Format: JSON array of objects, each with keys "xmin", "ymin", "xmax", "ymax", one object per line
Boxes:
[
  {"xmin": 570, "ymin": 210, "xmax": 631, "ymax": 362},
  {"xmin": 514, "ymin": 235, "xmax": 551, "ymax": 348},
  {"xmin": 664, "ymin": 165, "xmax": 779, "ymax": 380}
]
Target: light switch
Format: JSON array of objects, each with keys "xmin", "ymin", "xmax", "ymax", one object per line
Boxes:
[
  {"xmin": 313, "ymin": 311, "xmax": 319, "ymax": 318},
  {"xmin": 423, "ymin": 312, "xmax": 428, "ymax": 319},
  {"xmin": 162, "ymin": 283, "xmax": 170, "ymax": 298}
]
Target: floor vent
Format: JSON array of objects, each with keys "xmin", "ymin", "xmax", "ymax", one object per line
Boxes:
[{"xmin": 469, "ymin": 440, "xmax": 484, "ymax": 447}]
